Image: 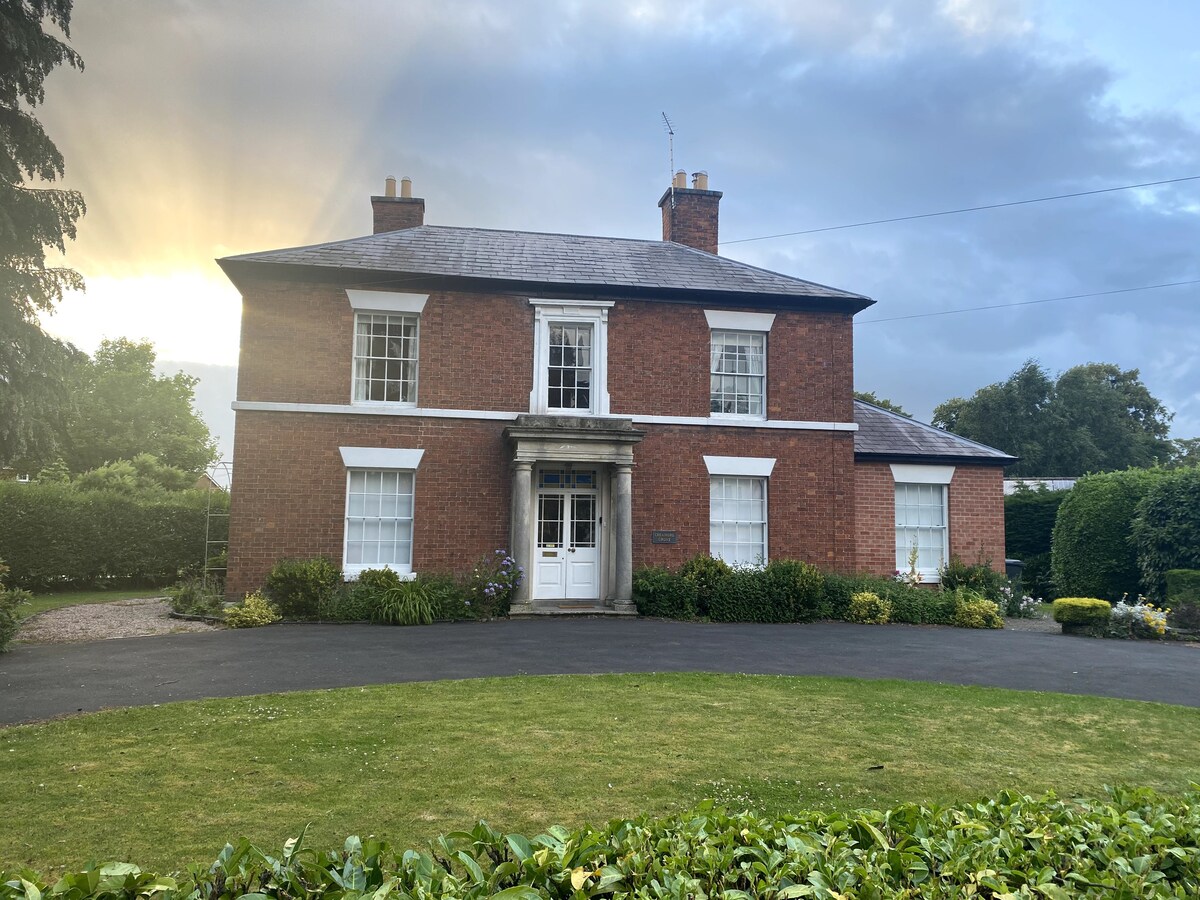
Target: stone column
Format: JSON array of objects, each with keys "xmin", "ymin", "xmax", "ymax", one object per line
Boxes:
[
  {"xmin": 612, "ymin": 462, "xmax": 635, "ymax": 611},
  {"xmin": 510, "ymin": 461, "xmax": 533, "ymax": 608}
]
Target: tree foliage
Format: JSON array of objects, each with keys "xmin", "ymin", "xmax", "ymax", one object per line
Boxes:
[
  {"xmin": 853, "ymin": 390, "xmax": 911, "ymax": 417},
  {"xmin": 1130, "ymin": 467, "xmax": 1200, "ymax": 602},
  {"xmin": 1051, "ymin": 468, "xmax": 1166, "ymax": 602},
  {"xmin": 0, "ymin": 0, "xmax": 86, "ymax": 467},
  {"xmin": 63, "ymin": 338, "xmax": 217, "ymax": 474},
  {"xmin": 933, "ymin": 360, "xmax": 1173, "ymax": 477}
]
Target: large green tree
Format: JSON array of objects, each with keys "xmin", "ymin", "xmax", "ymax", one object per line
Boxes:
[
  {"xmin": 853, "ymin": 390, "xmax": 911, "ymax": 417},
  {"xmin": 0, "ymin": 0, "xmax": 86, "ymax": 467},
  {"xmin": 63, "ymin": 339, "xmax": 217, "ymax": 475},
  {"xmin": 933, "ymin": 360, "xmax": 1173, "ymax": 477}
]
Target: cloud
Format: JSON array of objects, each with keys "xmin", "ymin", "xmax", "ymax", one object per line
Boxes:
[{"xmin": 32, "ymin": 0, "xmax": 1200, "ymax": 443}]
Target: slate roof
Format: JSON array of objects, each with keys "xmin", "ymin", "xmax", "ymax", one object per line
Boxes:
[
  {"xmin": 218, "ymin": 225, "xmax": 873, "ymax": 311},
  {"xmin": 853, "ymin": 400, "xmax": 1017, "ymax": 465}
]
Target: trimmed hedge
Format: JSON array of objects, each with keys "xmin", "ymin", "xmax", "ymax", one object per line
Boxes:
[
  {"xmin": 264, "ymin": 557, "xmax": 343, "ymax": 620},
  {"xmin": 1052, "ymin": 597, "xmax": 1112, "ymax": 625},
  {"xmin": 1005, "ymin": 487, "xmax": 1069, "ymax": 600},
  {"xmin": 0, "ymin": 482, "xmax": 226, "ymax": 590},
  {"xmin": 4, "ymin": 789, "xmax": 1200, "ymax": 898},
  {"xmin": 633, "ymin": 566, "xmax": 698, "ymax": 618},
  {"xmin": 1166, "ymin": 568, "xmax": 1200, "ymax": 632},
  {"xmin": 1131, "ymin": 466, "xmax": 1200, "ymax": 602},
  {"xmin": 1051, "ymin": 469, "xmax": 1166, "ymax": 601}
]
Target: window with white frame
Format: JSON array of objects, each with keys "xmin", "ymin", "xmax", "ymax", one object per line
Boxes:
[
  {"xmin": 890, "ymin": 463, "xmax": 954, "ymax": 581},
  {"xmin": 547, "ymin": 322, "xmax": 593, "ymax": 410},
  {"xmin": 346, "ymin": 290, "xmax": 427, "ymax": 405},
  {"xmin": 704, "ymin": 309, "xmax": 774, "ymax": 419},
  {"xmin": 709, "ymin": 475, "xmax": 768, "ymax": 566},
  {"xmin": 529, "ymin": 299, "xmax": 612, "ymax": 415},
  {"xmin": 353, "ymin": 312, "xmax": 419, "ymax": 403},
  {"xmin": 340, "ymin": 447, "xmax": 423, "ymax": 577},
  {"xmin": 709, "ymin": 330, "xmax": 765, "ymax": 417}
]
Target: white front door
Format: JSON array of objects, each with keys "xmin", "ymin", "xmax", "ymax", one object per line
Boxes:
[{"xmin": 534, "ymin": 468, "xmax": 600, "ymax": 600}]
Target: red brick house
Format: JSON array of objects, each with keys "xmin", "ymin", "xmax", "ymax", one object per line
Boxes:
[{"xmin": 218, "ymin": 171, "xmax": 1014, "ymax": 611}]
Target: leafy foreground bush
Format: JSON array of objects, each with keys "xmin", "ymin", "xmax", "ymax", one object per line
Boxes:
[
  {"xmin": 223, "ymin": 591, "xmax": 280, "ymax": 628},
  {"xmin": 264, "ymin": 558, "xmax": 342, "ymax": 620},
  {"xmin": 0, "ymin": 561, "xmax": 31, "ymax": 652},
  {"xmin": 5, "ymin": 789, "xmax": 1200, "ymax": 898}
]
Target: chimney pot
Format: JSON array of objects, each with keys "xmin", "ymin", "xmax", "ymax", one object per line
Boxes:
[
  {"xmin": 384, "ymin": 176, "xmax": 397, "ymax": 197},
  {"xmin": 658, "ymin": 169, "xmax": 722, "ymax": 254},
  {"xmin": 371, "ymin": 177, "xmax": 425, "ymax": 233},
  {"xmin": 400, "ymin": 176, "xmax": 412, "ymax": 198}
]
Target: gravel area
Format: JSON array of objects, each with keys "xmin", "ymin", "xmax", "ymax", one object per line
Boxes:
[
  {"xmin": 16, "ymin": 597, "xmax": 220, "ymax": 644},
  {"xmin": 1002, "ymin": 615, "xmax": 1061, "ymax": 633}
]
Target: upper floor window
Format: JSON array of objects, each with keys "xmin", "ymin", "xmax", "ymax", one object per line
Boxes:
[
  {"xmin": 710, "ymin": 330, "xmax": 765, "ymax": 417},
  {"xmin": 354, "ymin": 312, "xmax": 418, "ymax": 403},
  {"xmin": 530, "ymin": 299, "xmax": 612, "ymax": 415},
  {"xmin": 704, "ymin": 309, "xmax": 775, "ymax": 420},
  {"xmin": 547, "ymin": 322, "xmax": 592, "ymax": 410},
  {"xmin": 345, "ymin": 290, "xmax": 428, "ymax": 406}
]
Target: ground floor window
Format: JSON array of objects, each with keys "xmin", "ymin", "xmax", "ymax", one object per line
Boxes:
[
  {"xmin": 709, "ymin": 475, "xmax": 767, "ymax": 566},
  {"xmin": 344, "ymin": 469, "xmax": 415, "ymax": 575},
  {"xmin": 894, "ymin": 482, "xmax": 947, "ymax": 579}
]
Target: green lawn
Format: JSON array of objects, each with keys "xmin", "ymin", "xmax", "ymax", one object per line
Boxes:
[
  {"xmin": 18, "ymin": 588, "xmax": 165, "ymax": 620},
  {"xmin": 2, "ymin": 673, "xmax": 1198, "ymax": 873}
]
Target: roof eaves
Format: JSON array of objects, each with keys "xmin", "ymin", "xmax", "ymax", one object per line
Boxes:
[{"xmin": 853, "ymin": 399, "xmax": 1018, "ymax": 461}]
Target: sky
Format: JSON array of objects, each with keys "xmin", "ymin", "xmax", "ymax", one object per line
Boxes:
[{"xmin": 34, "ymin": 0, "xmax": 1200, "ymax": 465}]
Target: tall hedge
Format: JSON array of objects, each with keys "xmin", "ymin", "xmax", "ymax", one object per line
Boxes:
[
  {"xmin": 1131, "ymin": 467, "xmax": 1200, "ymax": 601},
  {"xmin": 0, "ymin": 482, "xmax": 227, "ymax": 590},
  {"xmin": 1005, "ymin": 488, "xmax": 1070, "ymax": 600},
  {"xmin": 1051, "ymin": 468, "xmax": 1166, "ymax": 602}
]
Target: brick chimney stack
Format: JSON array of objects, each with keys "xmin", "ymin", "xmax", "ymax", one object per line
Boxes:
[
  {"xmin": 658, "ymin": 169, "xmax": 722, "ymax": 254},
  {"xmin": 371, "ymin": 175, "xmax": 425, "ymax": 233}
]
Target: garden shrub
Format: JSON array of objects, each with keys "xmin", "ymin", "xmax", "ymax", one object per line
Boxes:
[
  {"xmin": 1131, "ymin": 466, "xmax": 1200, "ymax": 602},
  {"xmin": 321, "ymin": 568, "xmax": 400, "ymax": 621},
  {"xmin": 938, "ymin": 555, "xmax": 1007, "ymax": 603},
  {"xmin": 467, "ymin": 550, "xmax": 522, "ymax": 617},
  {"xmin": 1052, "ymin": 468, "xmax": 1166, "ymax": 601},
  {"xmin": 678, "ymin": 554, "xmax": 731, "ymax": 616},
  {"xmin": 224, "ymin": 591, "xmax": 281, "ymax": 628},
  {"xmin": 0, "ymin": 560, "xmax": 31, "ymax": 652},
  {"xmin": 633, "ymin": 566, "xmax": 697, "ymax": 619},
  {"xmin": 165, "ymin": 576, "xmax": 224, "ymax": 617},
  {"xmin": 707, "ymin": 567, "xmax": 778, "ymax": 622},
  {"xmin": 374, "ymin": 581, "xmax": 436, "ymax": 626},
  {"xmin": 951, "ymin": 589, "xmax": 1003, "ymax": 629},
  {"xmin": 847, "ymin": 590, "xmax": 890, "ymax": 624},
  {"xmin": 1052, "ymin": 597, "xmax": 1112, "ymax": 627},
  {"xmin": 762, "ymin": 558, "xmax": 825, "ymax": 622},
  {"xmin": 264, "ymin": 557, "xmax": 342, "ymax": 620},
  {"xmin": 1004, "ymin": 487, "xmax": 1069, "ymax": 600},
  {"xmin": 10, "ymin": 788, "xmax": 1200, "ymax": 898},
  {"xmin": 418, "ymin": 572, "xmax": 475, "ymax": 620},
  {"xmin": 1165, "ymin": 568, "xmax": 1200, "ymax": 631},
  {"xmin": 886, "ymin": 584, "xmax": 955, "ymax": 625},
  {"xmin": 1107, "ymin": 598, "xmax": 1168, "ymax": 639},
  {"xmin": 0, "ymin": 481, "xmax": 227, "ymax": 590}
]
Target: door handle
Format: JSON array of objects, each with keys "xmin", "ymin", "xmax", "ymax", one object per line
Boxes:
[{"xmin": 568, "ymin": 547, "xmax": 576, "ymax": 553}]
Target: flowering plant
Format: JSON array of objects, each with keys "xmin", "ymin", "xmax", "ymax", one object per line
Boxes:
[
  {"xmin": 998, "ymin": 584, "xmax": 1041, "ymax": 618},
  {"xmin": 1108, "ymin": 595, "xmax": 1170, "ymax": 639},
  {"xmin": 470, "ymin": 550, "xmax": 524, "ymax": 617}
]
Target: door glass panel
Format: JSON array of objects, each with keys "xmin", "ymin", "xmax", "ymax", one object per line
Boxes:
[
  {"xmin": 572, "ymin": 494, "xmax": 596, "ymax": 547},
  {"xmin": 538, "ymin": 494, "xmax": 564, "ymax": 548}
]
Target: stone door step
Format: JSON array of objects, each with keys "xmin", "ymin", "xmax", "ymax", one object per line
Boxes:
[{"xmin": 511, "ymin": 600, "xmax": 637, "ymax": 617}]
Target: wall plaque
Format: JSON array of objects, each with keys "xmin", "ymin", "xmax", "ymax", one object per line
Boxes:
[{"xmin": 651, "ymin": 530, "xmax": 678, "ymax": 544}]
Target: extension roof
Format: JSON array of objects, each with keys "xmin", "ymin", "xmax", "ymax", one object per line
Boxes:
[
  {"xmin": 853, "ymin": 400, "xmax": 1017, "ymax": 466},
  {"xmin": 218, "ymin": 225, "xmax": 873, "ymax": 312}
]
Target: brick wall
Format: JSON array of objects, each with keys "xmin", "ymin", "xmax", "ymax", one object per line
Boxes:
[
  {"xmin": 236, "ymin": 283, "xmax": 533, "ymax": 408},
  {"xmin": 632, "ymin": 426, "xmax": 857, "ymax": 573},
  {"xmin": 853, "ymin": 460, "xmax": 1007, "ymax": 578},
  {"xmin": 608, "ymin": 300, "xmax": 854, "ymax": 422},
  {"xmin": 227, "ymin": 411, "xmax": 510, "ymax": 598},
  {"xmin": 947, "ymin": 465, "xmax": 1007, "ymax": 570}
]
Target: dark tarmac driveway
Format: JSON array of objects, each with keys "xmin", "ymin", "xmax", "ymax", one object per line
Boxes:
[{"xmin": 2, "ymin": 619, "xmax": 1198, "ymax": 726}]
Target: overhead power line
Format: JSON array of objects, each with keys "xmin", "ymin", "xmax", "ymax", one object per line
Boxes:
[
  {"xmin": 721, "ymin": 175, "xmax": 1200, "ymax": 246},
  {"xmin": 855, "ymin": 278, "xmax": 1200, "ymax": 325}
]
